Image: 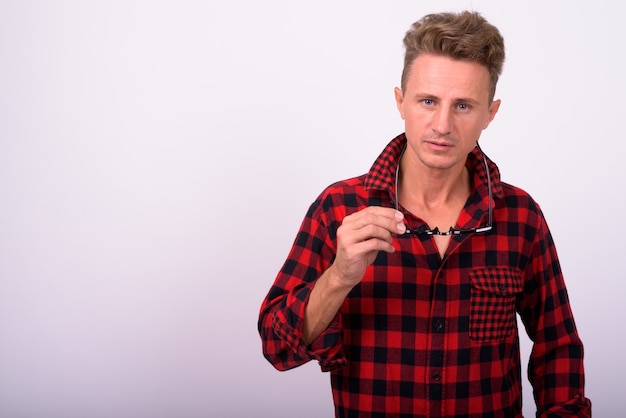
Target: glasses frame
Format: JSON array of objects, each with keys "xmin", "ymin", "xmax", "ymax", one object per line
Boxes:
[{"xmin": 394, "ymin": 145, "xmax": 493, "ymax": 236}]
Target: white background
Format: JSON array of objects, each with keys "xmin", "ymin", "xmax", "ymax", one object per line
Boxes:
[{"xmin": 1, "ymin": 1, "xmax": 624, "ymax": 417}]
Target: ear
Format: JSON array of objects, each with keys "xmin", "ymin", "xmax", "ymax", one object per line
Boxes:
[
  {"xmin": 394, "ymin": 87, "xmax": 406, "ymax": 120},
  {"xmin": 483, "ymin": 99, "xmax": 501, "ymax": 129}
]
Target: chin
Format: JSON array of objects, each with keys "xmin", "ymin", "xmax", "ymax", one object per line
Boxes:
[{"xmin": 418, "ymin": 153, "xmax": 463, "ymax": 171}]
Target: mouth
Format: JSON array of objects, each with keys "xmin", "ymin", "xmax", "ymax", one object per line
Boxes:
[{"xmin": 425, "ymin": 140, "xmax": 454, "ymax": 150}]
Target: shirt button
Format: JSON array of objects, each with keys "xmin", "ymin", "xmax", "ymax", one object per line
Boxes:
[
  {"xmin": 434, "ymin": 320, "xmax": 444, "ymax": 332},
  {"xmin": 432, "ymin": 373, "xmax": 441, "ymax": 381}
]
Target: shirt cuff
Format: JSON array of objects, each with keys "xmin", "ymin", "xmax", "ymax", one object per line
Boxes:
[
  {"xmin": 272, "ymin": 283, "xmax": 347, "ymax": 372},
  {"xmin": 540, "ymin": 393, "xmax": 592, "ymax": 417}
]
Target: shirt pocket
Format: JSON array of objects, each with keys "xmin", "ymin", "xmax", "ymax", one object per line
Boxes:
[{"xmin": 469, "ymin": 267, "xmax": 523, "ymax": 342}]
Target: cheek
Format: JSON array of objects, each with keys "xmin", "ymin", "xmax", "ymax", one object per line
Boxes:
[
  {"xmin": 403, "ymin": 107, "xmax": 427, "ymax": 123},
  {"xmin": 482, "ymin": 109, "xmax": 498, "ymax": 129},
  {"xmin": 471, "ymin": 124, "xmax": 487, "ymax": 138},
  {"xmin": 398, "ymin": 103, "xmax": 409, "ymax": 120},
  {"xmin": 457, "ymin": 120, "xmax": 486, "ymax": 141}
]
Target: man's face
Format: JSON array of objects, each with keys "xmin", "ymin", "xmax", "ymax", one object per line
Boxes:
[{"xmin": 395, "ymin": 54, "xmax": 500, "ymax": 172}]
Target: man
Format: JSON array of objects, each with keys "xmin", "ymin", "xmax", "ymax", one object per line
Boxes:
[{"xmin": 258, "ymin": 11, "xmax": 591, "ymax": 417}]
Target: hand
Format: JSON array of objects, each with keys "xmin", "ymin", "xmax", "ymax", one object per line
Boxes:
[
  {"xmin": 330, "ymin": 206, "xmax": 406, "ymax": 289},
  {"xmin": 302, "ymin": 207, "xmax": 406, "ymax": 345}
]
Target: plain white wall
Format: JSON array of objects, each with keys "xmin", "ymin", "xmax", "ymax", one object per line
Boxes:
[{"xmin": 0, "ymin": 1, "xmax": 623, "ymax": 417}]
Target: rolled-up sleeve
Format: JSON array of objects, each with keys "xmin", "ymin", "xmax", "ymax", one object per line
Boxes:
[
  {"xmin": 517, "ymin": 206, "xmax": 591, "ymax": 417},
  {"xmin": 258, "ymin": 194, "xmax": 348, "ymax": 372}
]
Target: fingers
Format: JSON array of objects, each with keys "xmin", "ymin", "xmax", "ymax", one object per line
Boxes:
[
  {"xmin": 331, "ymin": 207, "xmax": 406, "ymax": 287},
  {"xmin": 339, "ymin": 207, "xmax": 405, "ymax": 253},
  {"xmin": 341, "ymin": 206, "xmax": 406, "ymax": 237}
]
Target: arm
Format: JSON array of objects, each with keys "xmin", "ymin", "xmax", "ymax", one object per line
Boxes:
[
  {"xmin": 258, "ymin": 195, "xmax": 405, "ymax": 371},
  {"xmin": 303, "ymin": 206, "xmax": 405, "ymax": 344},
  {"xmin": 517, "ymin": 209, "xmax": 591, "ymax": 417},
  {"xmin": 257, "ymin": 196, "xmax": 342, "ymax": 372}
]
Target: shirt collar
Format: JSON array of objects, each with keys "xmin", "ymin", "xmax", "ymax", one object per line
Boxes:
[{"xmin": 364, "ymin": 133, "xmax": 504, "ymax": 201}]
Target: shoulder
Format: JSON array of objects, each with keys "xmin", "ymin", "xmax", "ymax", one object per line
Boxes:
[
  {"xmin": 309, "ymin": 174, "xmax": 369, "ymax": 215},
  {"xmin": 305, "ymin": 172, "xmax": 393, "ymax": 222},
  {"xmin": 500, "ymin": 181, "xmax": 543, "ymax": 214},
  {"xmin": 498, "ymin": 182, "xmax": 553, "ymax": 241}
]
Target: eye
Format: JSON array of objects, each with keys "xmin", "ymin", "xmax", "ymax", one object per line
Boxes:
[
  {"xmin": 457, "ymin": 103, "xmax": 470, "ymax": 111},
  {"xmin": 422, "ymin": 99, "xmax": 434, "ymax": 106}
]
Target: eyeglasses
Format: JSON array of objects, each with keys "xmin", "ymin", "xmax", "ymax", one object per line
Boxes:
[{"xmin": 394, "ymin": 145, "xmax": 493, "ymax": 236}]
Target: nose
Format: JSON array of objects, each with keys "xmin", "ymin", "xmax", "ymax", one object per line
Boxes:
[{"xmin": 432, "ymin": 107, "xmax": 452, "ymax": 136}]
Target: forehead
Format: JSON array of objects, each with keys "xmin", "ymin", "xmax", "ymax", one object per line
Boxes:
[{"xmin": 406, "ymin": 54, "xmax": 491, "ymax": 101}]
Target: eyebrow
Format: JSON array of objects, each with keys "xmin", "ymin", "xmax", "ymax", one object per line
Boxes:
[
  {"xmin": 455, "ymin": 97, "xmax": 482, "ymax": 106},
  {"xmin": 414, "ymin": 93, "xmax": 483, "ymax": 106}
]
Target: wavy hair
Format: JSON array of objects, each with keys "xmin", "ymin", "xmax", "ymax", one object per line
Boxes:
[{"xmin": 401, "ymin": 11, "xmax": 505, "ymax": 101}]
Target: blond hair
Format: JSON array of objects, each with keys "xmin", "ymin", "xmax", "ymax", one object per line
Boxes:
[{"xmin": 401, "ymin": 11, "xmax": 505, "ymax": 101}]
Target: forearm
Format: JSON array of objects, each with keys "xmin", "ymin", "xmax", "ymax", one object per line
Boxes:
[
  {"xmin": 259, "ymin": 269, "xmax": 349, "ymax": 372},
  {"xmin": 303, "ymin": 264, "xmax": 354, "ymax": 346},
  {"xmin": 522, "ymin": 216, "xmax": 591, "ymax": 416}
]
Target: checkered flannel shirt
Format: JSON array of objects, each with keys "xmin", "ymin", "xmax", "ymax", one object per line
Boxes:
[{"xmin": 258, "ymin": 133, "xmax": 591, "ymax": 417}]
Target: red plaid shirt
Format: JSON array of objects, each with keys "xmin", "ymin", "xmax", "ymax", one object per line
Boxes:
[{"xmin": 259, "ymin": 134, "xmax": 591, "ymax": 417}]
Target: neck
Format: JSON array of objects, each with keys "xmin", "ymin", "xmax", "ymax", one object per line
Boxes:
[{"xmin": 397, "ymin": 155, "xmax": 471, "ymax": 211}]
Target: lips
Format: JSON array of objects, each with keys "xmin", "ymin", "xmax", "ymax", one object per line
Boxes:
[{"xmin": 426, "ymin": 140, "xmax": 453, "ymax": 149}]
